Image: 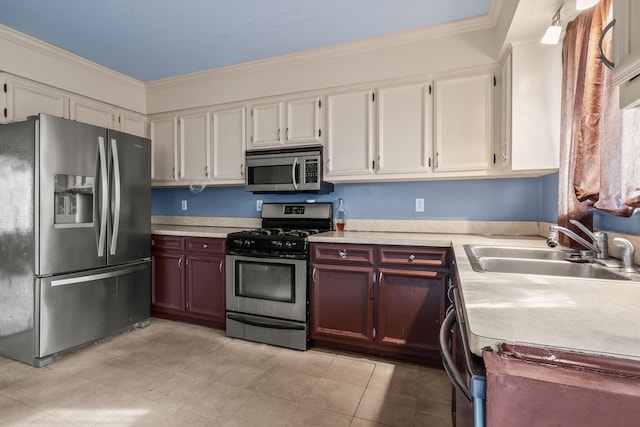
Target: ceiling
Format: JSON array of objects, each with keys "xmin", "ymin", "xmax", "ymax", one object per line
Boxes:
[{"xmin": 0, "ymin": 0, "xmax": 491, "ymax": 82}]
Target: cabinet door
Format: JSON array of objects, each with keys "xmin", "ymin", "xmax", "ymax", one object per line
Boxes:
[
  {"xmin": 249, "ymin": 102, "xmax": 282, "ymax": 148},
  {"xmin": 434, "ymin": 73, "xmax": 494, "ymax": 172},
  {"xmin": 179, "ymin": 111, "xmax": 211, "ymax": 181},
  {"xmin": 325, "ymin": 89, "xmax": 375, "ymax": 178},
  {"xmin": 285, "ymin": 97, "xmax": 321, "ymax": 144},
  {"xmin": 150, "ymin": 116, "xmax": 178, "ymax": 182},
  {"xmin": 612, "ymin": 0, "xmax": 640, "ymax": 86},
  {"xmin": 612, "ymin": 0, "xmax": 640, "ymax": 107},
  {"xmin": 151, "ymin": 250, "xmax": 185, "ymax": 313},
  {"xmin": 70, "ymin": 97, "xmax": 115, "ymax": 129},
  {"xmin": 211, "ymin": 106, "xmax": 245, "ymax": 183},
  {"xmin": 309, "ymin": 263, "xmax": 375, "ymax": 346},
  {"xmin": 378, "ymin": 268, "xmax": 447, "ymax": 359},
  {"xmin": 509, "ymin": 42, "xmax": 561, "ymax": 170},
  {"xmin": 500, "ymin": 54, "xmax": 512, "ymax": 170},
  {"xmin": 377, "ymin": 83, "xmax": 432, "ymax": 175},
  {"xmin": 186, "ymin": 253, "xmax": 226, "ymax": 325},
  {"xmin": 3, "ymin": 77, "xmax": 68, "ymax": 123},
  {"xmin": 118, "ymin": 110, "xmax": 148, "ymax": 138}
]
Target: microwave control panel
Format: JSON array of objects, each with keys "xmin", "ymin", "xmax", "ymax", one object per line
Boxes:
[{"xmin": 304, "ymin": 158, "xmax": 319, "ymax": 183}]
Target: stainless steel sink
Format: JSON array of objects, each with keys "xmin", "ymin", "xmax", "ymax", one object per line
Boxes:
[
  {"xmin": 475, "ymin": 257, "xmax": 630, "ymax": 281},
  {"xmin": 464, "ymin": 244, "xmax": 631, "ymax": 281},
  {"xmin": 465, "ymin": 245, "xmax": 574, "ymax": 261}
]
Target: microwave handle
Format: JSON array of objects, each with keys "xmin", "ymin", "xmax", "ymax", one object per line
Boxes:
[{"xmin": 292, "ymin": 157, "xmax": 299, "ymax": 190}]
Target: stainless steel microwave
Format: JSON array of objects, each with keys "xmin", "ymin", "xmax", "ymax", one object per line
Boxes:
[{"xmin": 245, "ymin": 146, "xmax": 334, "ymax": 193}]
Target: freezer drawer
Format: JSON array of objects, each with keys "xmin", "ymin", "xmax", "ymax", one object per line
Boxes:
[{"xmin": 36, "ymin": 261, "xmax": 151, "ymax": 363}]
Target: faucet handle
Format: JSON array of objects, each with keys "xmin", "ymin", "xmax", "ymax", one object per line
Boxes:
[
  {"xmin": 569, "ymin": 220, "xmax": 608, "ymax": 259},
  {"xmin": 613, "ymin": 238, "xmax": 637, "ymax": 273},
  {"xmin": 569, "ymin": 219, "xmax": 596, "ymax": 239}
]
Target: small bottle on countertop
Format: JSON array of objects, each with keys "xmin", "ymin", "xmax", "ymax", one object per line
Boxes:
[{"xmin": 336, "ymin": 198, "xmax": 346, "ymax": 231}]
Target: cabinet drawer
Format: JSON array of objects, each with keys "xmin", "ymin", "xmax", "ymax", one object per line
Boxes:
[
  {"xmin": 377, "ymin": 246, "xmax": 448, "ymax": 268},
  {"xmin": 311, "ymin": 243, "xmax": 375, "ymax": 265},
  {"xmin": 151, "ymin": 235, "xmax": 185, "ymax": 251},
  {"xmin": 186, "ymin": 237, "xmax": 226, "ymax": 255}
]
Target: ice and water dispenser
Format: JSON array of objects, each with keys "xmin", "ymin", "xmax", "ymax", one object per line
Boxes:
[{"xmin": 54, "ymin": 174, "xmax": 94, "ymax": 225}]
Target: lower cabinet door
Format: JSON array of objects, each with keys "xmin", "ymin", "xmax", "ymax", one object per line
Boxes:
[
  {"xmin": 310, "ymin": 263, "xmax": 375, "ymax": 345},
  {"xmin": 186, "ymin": 253, "xmax": 226, "ymax": 326},
  {"xmin": 377, "ymin": 267, "xmax": 447, "ymax": 359},
  {"xmin": 151, "ymin": 250, "xmax": 185, "ymax": 313}
]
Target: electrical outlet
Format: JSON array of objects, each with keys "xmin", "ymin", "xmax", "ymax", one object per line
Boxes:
[
  {"xmin": 256, "ymin": 200, "xmax": 263, "ymax": 211},
  {"xmin": 181, "ymin": 200, "xmax": 188, "ymax": 211},
  {"xmin": 415, "ymin": 198, "xmax": 424, "ymax": 212}
]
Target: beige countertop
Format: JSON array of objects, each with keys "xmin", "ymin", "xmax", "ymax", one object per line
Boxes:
[
  {"xmin": 151, "ymin": 224, "xmax": 245, "ymax": 238},
  {"xmin": 152, "ymin": 225, "xmax": 640, "ymax": 362}
]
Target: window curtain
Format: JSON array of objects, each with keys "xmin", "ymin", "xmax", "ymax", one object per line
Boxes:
[{"xmin": 558, "ymin": 0, "xmax": 640, "ymax": 245}]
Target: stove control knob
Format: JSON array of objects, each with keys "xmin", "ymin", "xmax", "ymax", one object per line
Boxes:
[
  {"xmin": 243, "ymin": 239, "xmax": 252, "ymax": 247},
  {"xmin": 272, "ymin": 240, "xmax": 283, "ymax": 247},
  {"xmin": 284, "ymin": 241, "xmax": 293, "ymax": 249},
  {"xmin": 233, "ymin": 239, "xmax": 243, "ymax": 246}
]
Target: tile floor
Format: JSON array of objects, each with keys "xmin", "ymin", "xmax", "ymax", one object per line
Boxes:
[{"xmin": 0, "ymin": 318, "xmax": 453, "ymax": 426}]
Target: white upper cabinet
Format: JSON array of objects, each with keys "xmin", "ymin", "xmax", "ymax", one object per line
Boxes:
[
  {"xmin": 377, "ymin": 82, "xmax": 432, "ymax": 175},
  {"xmin": 179, "ymin": 111, "xmax": 211, "ymax": 182},
  {"xmin": 612, "ymin": 0, "xmax": 640, "ymax": 108},
  {"xmin": 70, "ymin": 96, "xmax": 148, "ymax": 138},
  {"xmin": 503, "ymin": 42, "xmax": 561, "ymax": 171},
  {"xmin": 434, "ymin": 72, "xmax": 495, "ymax": 172},
  {"xmin": 1, "ymin": 75, "xmax": 68, "ymax": 123},
  {"xmin": 150, "ymin": 115, "xmax": 178, "ymax": 183},
  {"xmin": 150, "ymin": 106, "xmax": 246, "ymax": 186},
  {"xmin": 285, "ymin": 97, "xmax": 322, "ymax": 143},
  {"xmin": 250, "ymin": 101, "xmax": 282, "ymax": 148},
  {"xmin": 117, "ymin": 110, "xmax": 148, "ymax": 138},
  {"xmin": 70, "ymin": 97, "xmax": 115, "ymax": 129},
  {"xmin": 211, "ymin": 105, "xmax": 246, "ymax": 184},
  {"xmin": 325, "ymin": 88, "xmax": 375, "ymax": 178},
  {"xmin": 248, "ymin": 96, "xmax": 322, "ymax": 149}
]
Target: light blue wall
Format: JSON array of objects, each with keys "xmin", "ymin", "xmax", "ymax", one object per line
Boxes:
[
  {"xmin": 152, "ymin": 174, "xmax": 639, "ymax": 236},
  {"xmin": 154, "ymin": 177, "xmax": 548, "ymax": 221}
]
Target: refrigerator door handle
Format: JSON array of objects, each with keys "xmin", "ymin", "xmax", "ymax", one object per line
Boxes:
[
  {"xmin": 109, "ymin": 138, "xmax": 121, "ymax": 256},
  {"xmin": 50, "ymin": 264, "xmax": 147, "ymax": 287},
  {"xmin": 97, "ymin": 136, "xmax": 109, "ymax": 257}
]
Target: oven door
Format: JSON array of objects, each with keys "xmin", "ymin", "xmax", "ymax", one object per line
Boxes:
[{"xmin": 226, "ymin": 254, "xmax": 307, "ymax": 322}]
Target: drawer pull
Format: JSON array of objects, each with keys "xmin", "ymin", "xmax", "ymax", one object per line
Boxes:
[
  {"xmin": 338, "ymin": 249, "xmax": 347, "ymax": 258},
  {"xmin": 408, "ymin": 254, "xmax": 416, "ymax": 262},
  {"xmin": 202, "ymin": 244, "xmax": 208, "ymax": 249}
]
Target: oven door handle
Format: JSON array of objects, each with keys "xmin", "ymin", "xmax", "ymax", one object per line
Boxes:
[
  {"xmin": 227, "ymin": 313, "xmax": 306, "ymax": 330},
  {"xmin": 440, "ymin": 308, "xmax": 473, "ymax": 403}
]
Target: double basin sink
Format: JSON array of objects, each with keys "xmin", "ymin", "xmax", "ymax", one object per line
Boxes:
[{"xmin": 464, "ymin": 244, "xmax": 633, "ymax": 281}]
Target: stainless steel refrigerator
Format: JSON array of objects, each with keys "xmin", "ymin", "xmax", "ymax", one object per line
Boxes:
[{"xmin": 0, "ymin": 114, "xmax": 151, "ymax": 367}]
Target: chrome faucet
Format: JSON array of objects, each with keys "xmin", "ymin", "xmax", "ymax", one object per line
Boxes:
[{"xmin": 547, "ymin": 220, "xmax": 608, "ymax": 260}]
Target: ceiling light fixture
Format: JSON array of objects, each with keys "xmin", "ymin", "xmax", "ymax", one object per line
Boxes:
[
  {"xmin": 541, "ymin": 0, "xmax": 568, "ymax": 45},
  {"xmin": 576, "ymin": 0, "xmax": 600, "ymax": 10}
]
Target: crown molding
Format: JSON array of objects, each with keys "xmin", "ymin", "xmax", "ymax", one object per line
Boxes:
[
  {"xmin": 147, "ymin": 13, "xmax": 496, "ymax": 90},
  {"xmin": 0, "ymin": 24, "xmax": 144, "ymax": 91}
]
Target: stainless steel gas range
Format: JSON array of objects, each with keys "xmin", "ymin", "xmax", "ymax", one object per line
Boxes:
[{"xmin": 225, "ymin": 202, "xmax": 333, "ymax": 350}]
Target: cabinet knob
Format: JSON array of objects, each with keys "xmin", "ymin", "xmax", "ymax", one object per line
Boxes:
[
  {"xmin": 202, "ymin": 244, "xmax": 208, "ymax": 248},
  {"xmin": 338, "ymin": 249, "xmax": 347, "ymax": 258},
  {"xmin": 408, "ymin": 254, "xmax": 416, "ymax": 261}
]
